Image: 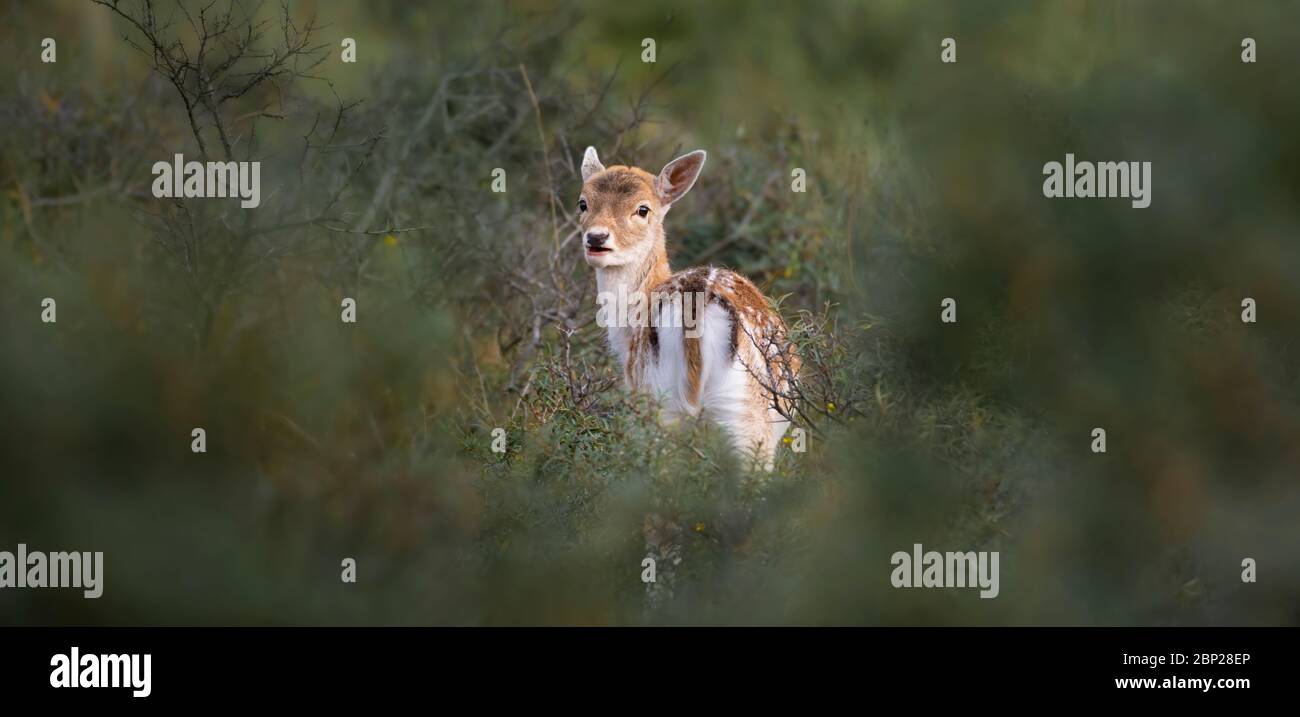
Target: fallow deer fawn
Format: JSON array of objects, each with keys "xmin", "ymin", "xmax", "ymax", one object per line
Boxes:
[{"xmin": 577, "ymin": 147, "xmax": 800, "ymax": 471}]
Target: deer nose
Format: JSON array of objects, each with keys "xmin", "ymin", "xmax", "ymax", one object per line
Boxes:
[{"xmin": 585, "ymin": 230, "xmax": 610, "ymax": 248}]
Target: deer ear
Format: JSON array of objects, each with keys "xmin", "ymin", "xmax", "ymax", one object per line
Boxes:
[
  {"xmin": 655, "ymin": 150, "xmax": 707, "ymax": 205},
  {"xmin": 581, "ymin": 146, "xmax": 605, "ymax": 182}
]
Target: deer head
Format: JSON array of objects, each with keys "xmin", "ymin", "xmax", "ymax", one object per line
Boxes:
[{"xmin": 576, "ymin": 147, "xmax": 706, "ymax": 271}]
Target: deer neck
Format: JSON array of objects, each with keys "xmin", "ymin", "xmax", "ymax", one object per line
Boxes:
[{"xmin": 594, "ymin": 241, "xmax": 671, "ymax": 368}]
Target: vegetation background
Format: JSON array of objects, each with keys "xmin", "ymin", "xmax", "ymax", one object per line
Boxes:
[{"xmin": 1, "ymin": 0, "xmax": 1297, "ymax": 625}]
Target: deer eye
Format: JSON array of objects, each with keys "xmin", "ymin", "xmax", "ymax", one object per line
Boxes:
[
  {"xmin": 637, "ymin": 205, "xmax": 650, "ymax": 218},
  {"xmin": 578, "ymin": 199, "xmax": 588, "ymax": 212}
]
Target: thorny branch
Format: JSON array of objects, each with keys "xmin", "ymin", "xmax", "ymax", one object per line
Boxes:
[{"xmin": 91, "ymin": 0, "xmax": 429, "ymax": 345}]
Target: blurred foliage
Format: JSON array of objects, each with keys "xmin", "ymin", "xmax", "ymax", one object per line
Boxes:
[{"xmin": 0, "ymin": 0, "xmax": 1297, "ymax": 625}]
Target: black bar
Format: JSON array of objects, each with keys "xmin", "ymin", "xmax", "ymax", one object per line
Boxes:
[{"xmin": 0, "ymin": 627, "xmax": 1287, "ymax": 705}]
